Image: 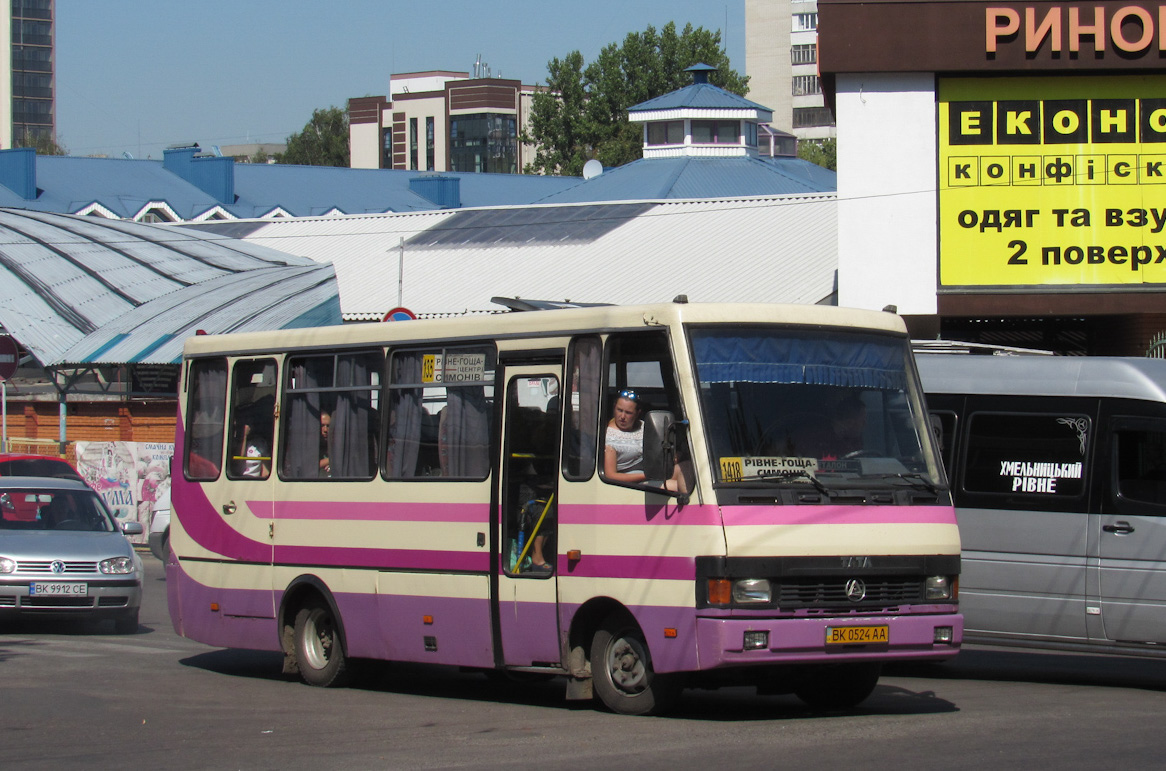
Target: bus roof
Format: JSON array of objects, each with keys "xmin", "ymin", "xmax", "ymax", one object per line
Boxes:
[
  {"xmin": 182, "ymin": 302, "xmax": 909, "ymax": 357},
  {"xmin": 917, "ymin": 354, "xmax": 1166, "ymax": 402}
]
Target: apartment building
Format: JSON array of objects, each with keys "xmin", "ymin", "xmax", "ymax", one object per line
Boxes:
[
  {"xmin": 2, "ymin": 0, "xmax": 54, "ymax": 149},
  {"xmin": 349, "ymin": 71, "xmax": 538, "ymax": 173},
  {"xmin": 745, "ymin": 0, "xmax": 835, "ymax": 140}
]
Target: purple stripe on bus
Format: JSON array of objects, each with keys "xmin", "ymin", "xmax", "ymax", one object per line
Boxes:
[
  {"xmin": 275, "ymin": 545, "xmax": 489, "ymax": 572},
  {"xmin": 559, "ymin": 503, "xmax": 722, "ymax": 527},
  {"xmin": 172, "ymin": 422, "xmax": 273, "ymax": 563},
  {"xmin": 720, "ymin": 505, "xmax": 958, "ymax": 527},
  {"xmin": 271, "ymin": 500, "xmax": 490, "ymax": 523},
  {"xmin": 562, "ymin": 553, "xmax": 694, "ymax": 581}
]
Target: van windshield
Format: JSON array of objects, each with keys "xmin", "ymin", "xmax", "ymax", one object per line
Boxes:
[{"xmin": 690, "ymin": 327, "xmax": 943, "ymax": 489}]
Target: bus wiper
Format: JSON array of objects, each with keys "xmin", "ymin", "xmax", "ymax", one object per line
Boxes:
[
  {"xmin": 869, "ymin": 473, "xmax": 943, "ymax": 494},
  {"xmin": 728, "ymin": 469, "xmax": 833, "ymax": 496}
]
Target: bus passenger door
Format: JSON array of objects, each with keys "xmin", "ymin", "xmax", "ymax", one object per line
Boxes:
[
  {"xmin": 496, "ymin": 365, "xmax": 563, "ymax": 667},
  {"xmin": 1098, "ymin": 415, "xmax": 1166, "ymax": 645}
]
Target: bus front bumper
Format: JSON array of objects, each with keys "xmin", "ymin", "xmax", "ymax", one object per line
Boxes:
[{"xmin": 694, "ymin": 611, "xmax": 963, "ymax": 669}]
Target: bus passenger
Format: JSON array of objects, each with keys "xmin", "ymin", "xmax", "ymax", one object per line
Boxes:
[
  {"xmin": 319, "ymin": 411, "xmax": 331, "ymax": 477},
  {"xmin": 240, "ymin": 423, "xmax": 271, "ymax": 478},
  {"xmin": 604, "ymin": 389, "xmax": 686, "ymax": 492}
]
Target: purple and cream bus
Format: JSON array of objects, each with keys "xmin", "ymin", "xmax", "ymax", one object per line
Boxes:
[{"xmin": 167, "ymin": 301, "xmax": 961, "ymax": 714}]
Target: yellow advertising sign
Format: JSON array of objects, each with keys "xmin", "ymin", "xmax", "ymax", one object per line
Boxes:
[{"xmin": 938, "ymin": 76, "xmax": 1166, "ymax": 287}]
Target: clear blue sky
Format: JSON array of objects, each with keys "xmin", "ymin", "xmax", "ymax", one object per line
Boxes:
[{"xmin": 56, "ymin": 0, "xmax": 745, "ymax": 159}]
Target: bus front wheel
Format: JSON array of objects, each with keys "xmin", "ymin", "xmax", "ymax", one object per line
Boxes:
[
  {"xmin": 293, "ymin": 599, "xmax": 349, "ymax": 687},
  {"xmin": 591, "ymin": 614, "xmax": 681, "ymax": 715}
]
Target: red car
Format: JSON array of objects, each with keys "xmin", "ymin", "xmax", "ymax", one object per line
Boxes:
[{"xmin": 0, "ymin": 453, "xmax": 84, "ymax": 482}]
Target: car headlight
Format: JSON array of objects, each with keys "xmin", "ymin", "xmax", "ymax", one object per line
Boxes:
[
  {"xmin": 732, "ymin": 578, "xmax": 772, "ymax": 604},
  {"xmin": 100, "ymin": 556, "xmax": 136, "ymax": 575},
  {"xmin": 0, "ymin": 556, "xmax": 15, "ymax": 574},
  {"xmin": 925, "ymin": 575, "xmax": 954, "ymax": 600}
]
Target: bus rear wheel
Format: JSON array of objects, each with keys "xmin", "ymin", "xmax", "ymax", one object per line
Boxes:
[
  {"xmin": 591, "ymin": 614, "xmax": 681, "ymax": 715},
  {"xmin": 293, "ymin": 599, "xmax": 349, "ymax": 687},
  {"xmin": 793, "ymin": 662, "xmax": 881, "ymax": 711}
]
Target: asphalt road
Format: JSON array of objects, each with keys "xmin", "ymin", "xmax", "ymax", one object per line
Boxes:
[{"xmin": 3, "ymin": 556, "xmax": 1166, "ymax": 770}]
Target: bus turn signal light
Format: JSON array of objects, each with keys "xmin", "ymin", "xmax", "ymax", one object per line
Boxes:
[{"xmin": 708, "ymin": 579, "xmax": 732, "ymax": 605}]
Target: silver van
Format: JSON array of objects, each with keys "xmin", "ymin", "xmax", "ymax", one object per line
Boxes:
[{"xmin": 917, "ymin": 353, "xmax": 1166, "ymax": 656}]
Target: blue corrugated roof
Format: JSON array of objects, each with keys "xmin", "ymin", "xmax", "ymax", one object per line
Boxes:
[
  {"xmin": 0, "ymin": 152, "xmax": 586, "ymax": 222},
  {"xmin": 533, "ymin": 156, "xmax": 836, "ymax": 204},
  {"xmin": 629, "ymin": 82, "xmax": 771, "ymax": 114}
]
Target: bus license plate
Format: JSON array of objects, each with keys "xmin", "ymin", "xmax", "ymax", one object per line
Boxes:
[
  {"xmin": 30, "ymin": 582, "xmax": 88, "ymax": 596},
  {"xmin": 826, "ymin": 625, "xmax": 888, "ymax": 645}
]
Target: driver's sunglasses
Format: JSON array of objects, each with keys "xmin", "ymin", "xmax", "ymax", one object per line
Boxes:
[{"xmin": 618, "ymin": 389, "xmax": 639, "ymax": 402}]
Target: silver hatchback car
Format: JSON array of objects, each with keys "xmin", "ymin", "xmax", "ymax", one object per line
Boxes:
[{"xmin": 0, "ymin": 477, "xmax": 143, "ymax": 633}]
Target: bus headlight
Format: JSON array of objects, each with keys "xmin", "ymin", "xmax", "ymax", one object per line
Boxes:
[
  {"xmin": 925, "ymin": 575, "xmax": 954, "ymax": 600},
  {"xmin": 733, "ymin": 578, "xmax": 772, "ymax": 604}
]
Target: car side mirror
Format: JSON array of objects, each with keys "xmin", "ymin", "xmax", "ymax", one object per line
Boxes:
[{"xmin": 120, "ymin": 521, "xmax": 145, "ymax": 536}]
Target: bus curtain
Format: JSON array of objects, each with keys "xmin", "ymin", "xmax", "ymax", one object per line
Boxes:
[{"xmin": 692, "ymin": 333, "xmax": 907, "ymax": 390}]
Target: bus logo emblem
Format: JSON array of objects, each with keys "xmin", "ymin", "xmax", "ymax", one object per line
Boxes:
[{"xmin": 845, "ymin": 579, "xmax": 866, "ymax": 603}]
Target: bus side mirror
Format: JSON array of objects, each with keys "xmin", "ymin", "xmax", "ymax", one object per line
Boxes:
[{"xmin": 643, "ymin": 410, "xmax": 680, "ymax": 481}]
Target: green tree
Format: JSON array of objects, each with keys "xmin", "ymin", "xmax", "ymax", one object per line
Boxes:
[
  {"xmin": 276, "ymin": 106, "xmax": 349, "ymax": 167},
  {"xmin": 523, "ymin": 22, "xmax": 748, "ymax": 175},
  {"xmin": 14, "ymin": 131, "xmax": 67, "ymax": 155},
  {"xmin": 797, "ymin": 138, "xmax": 837, "ymax": 171}
]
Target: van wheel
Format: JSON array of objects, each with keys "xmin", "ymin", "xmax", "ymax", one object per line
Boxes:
[
  {"xmin": 793, "ymin": 662, "xmax": 881, "ymax": 711},
  {"xmin": 591, "ymin": 614, "xmax": 681, "ymax": 715},
  {"xmin": 294, "ymin": 599, "xmax": 349, "ymax": 687}
]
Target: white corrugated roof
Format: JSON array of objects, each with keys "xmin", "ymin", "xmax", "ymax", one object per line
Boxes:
[
  {"xmin": 184, "ymin": 195, "xmax": 838, "ymax": 319},
  {"xmin": 0, "ymin": 209, "xmax": 341, "ymax": 365}
]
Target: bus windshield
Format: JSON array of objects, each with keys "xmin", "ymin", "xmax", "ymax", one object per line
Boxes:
[{"xmin": 691, "ymin": 327, "xmax": 942, "ymax": 488}]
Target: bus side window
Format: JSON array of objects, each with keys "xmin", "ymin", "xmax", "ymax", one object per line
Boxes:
[
  {"xmin": 930, "ymin": 410, "xmax": 958, "ymax": 476},
  {"xmin": 600, "ymin": 332, "xmax": 687, "ymax": 487},
  {"xmin": 1114, "ymin": 420, "xmax": 1166, "ymax": 507},
  {"xmin": 564, "ymin": 336, "xmax": 601, "ymax": 481},
  {"xmin": 282, "ymin": 350, "xmax": 382, "ymax": 480},
  {"xmin": 386, "ymin": 347, "xmax": 494, "ymax": 480},
  {"xmin": 226, "ymin": 359, "xmax": 277, "ymax": 481},
  {"xmin": 185, "ymin": 357, "xmax": 227, "ymax": 480}
]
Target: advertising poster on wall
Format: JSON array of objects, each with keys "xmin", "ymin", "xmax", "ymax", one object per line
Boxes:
[
  {"xmin": 75, "ymin": 441, "xmax": 173, "ymax": 545},
  {"xmin": 938, "ymin": 75, "xmax": 1166, "ymax": 288}
]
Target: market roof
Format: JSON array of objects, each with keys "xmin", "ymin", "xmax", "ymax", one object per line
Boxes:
[
  {"xmin": 182, "ymin": 194, "xmax": 839, "ymax": 320},
  {"xmin": 0, "ymin": 208, "xmax": 341, "ymax": 367},
  {"xmin": 532, "ymin": 156, "xmax": 836, "ymax": 203},
  {"xmin": 628, "ymin": 64, "xmax": 772, "ymax": 118}
]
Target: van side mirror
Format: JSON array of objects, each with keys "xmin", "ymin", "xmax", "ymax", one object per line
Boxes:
[{"xmin": 643, "ymin": 410, "xmax": 679, "ymax": 481}]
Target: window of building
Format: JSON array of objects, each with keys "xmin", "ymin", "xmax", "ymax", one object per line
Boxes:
[
  {"xmin": 449, "ymin": 113, "xmax": 518, "ymax": 173},
  {"xmin": 691, "ymin": 120, "xmax": 740, "ymax": 145},
  {"xmin": 409, "ymin": 118, "xmax": 419, "ymax": 171},
  {"xmin": 962, "ymin": 412, "xmax": 1089, "ymax": 499},
  {"xmin": 426, "ymin": 116, "xmax": 435, "ymax": 171},
  {"xmin": 12, "ymin": 72, "xmax": 52, "ymax": 98},
  {"xmin": 794, "ymin": 12, "xmax": 818, "ymax": 31},
  {"xmin": 791, "ymin": 44, "xmax": 817, "ymax": 65},
  {"xmin": 12, "ymin": 0, "xmax": 53, "ymax": 20},
  {"xmin": 386, "ymin": 346, "xmax": 496, "ymax": 479},
  {"xmin": 792, "ymin": 75, "xmax": 821, "ymax": 97},
  {"xmin": 646, "ymin": 120, "xmax": 684, "ymax": 146},
  {"xmin": 793, "ymin": 106, "xmax": 835, "ymax": 128},
  {"xmin": 744, "ymin": 121, "xmax": 758, "ymax": 147},
  {"xmin": 381, "ymin": 128, "xmax": 392, "ymax": 170},
  {"xmin": 281, "ymin": 350, "xmax": 383, "ymax": 480}
]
